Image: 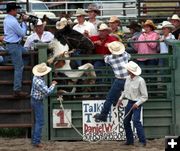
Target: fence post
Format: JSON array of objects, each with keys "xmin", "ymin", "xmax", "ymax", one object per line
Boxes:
[
  {"xmin": 166, "ymin": 40, "xmax": 180, "ymax": 136},
  {"xmin": 35, "ymin": 43, "xmax": 49, "ymax": 140}
]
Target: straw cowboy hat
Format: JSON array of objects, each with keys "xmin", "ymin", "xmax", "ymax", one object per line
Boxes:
[
  {"xmin": 56, "ymin": 17, "xmax": 68, "ymax": 30},
  {"xmin": 74, "ymin": 8, "xmax": 88, "ymax": 17},
  {"xmin": 124, "ymin": 61, "xmax": 142, "ymax": 76},
  {"xmin": 127, "ymin": 21, "xmax": 142, "ymax": 32},
  {"xmin": 86, "ymin": 3, "xmax": 100, "ymax": 15},
  {"xmin": 108, "ymin": 16, "xmax": 121, "ymax": 24},
  {"xmin": 32, "ymin": 62, "xmax": 51, "ymax": 76},
  {"xmin": 170, "ymin": 14, "xmax": 180, "ymax": 21},
  {"xmin": 143, "ymin": 20, "xmax": 156, "ymax": 30},
  {"xmin": 107, "ymin": 41, "xmax": 125, "ymax": 55},
  {"xmin": 98, "ymin": 23, "xmax": 111, "ymax": 31}
]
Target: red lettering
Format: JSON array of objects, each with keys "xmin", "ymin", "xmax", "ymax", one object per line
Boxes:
[{"xmin": 56, "ymin": 110, "xmax": 68, "ymax": 127}]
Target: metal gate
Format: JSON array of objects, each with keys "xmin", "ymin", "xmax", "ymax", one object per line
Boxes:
[{"xmin": 36, "ymin": 40, "xmax": 180, "ymax": 140}]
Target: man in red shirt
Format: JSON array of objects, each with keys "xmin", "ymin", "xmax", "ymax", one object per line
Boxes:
[
  {"xmin": 90, "ymin": 23, "xmax": 118, "ymax": 55},
  {"xmin": 90, "ymin": 23, "xmax": 118, "ymax": 87}
]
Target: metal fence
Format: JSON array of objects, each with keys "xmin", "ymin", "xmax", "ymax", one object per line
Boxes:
[{"xmin": 35, "ymin": 40, "xmax": 180, "ymax": 140}]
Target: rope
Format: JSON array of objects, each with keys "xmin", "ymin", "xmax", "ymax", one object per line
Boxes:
[{"xmin": 57, "ymin": 96, "xmax": 133, "ymax": 143}]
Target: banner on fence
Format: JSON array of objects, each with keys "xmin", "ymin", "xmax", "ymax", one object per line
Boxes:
[{"xmin": 82, "ymin": 100, "xmax": 126, "ymax": 141}]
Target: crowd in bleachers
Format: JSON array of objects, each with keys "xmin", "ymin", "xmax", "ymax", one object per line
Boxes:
[
  {"xmin": 0, "ymin": 4, "xmax": 180, "ymax": 64},
  {"xmin": 0, "ymin": 3, "xmax": 180, "ymax": 94},
  {"xmin": 0, "ymin": 3, "xmax": 180, "ymax": 87}
]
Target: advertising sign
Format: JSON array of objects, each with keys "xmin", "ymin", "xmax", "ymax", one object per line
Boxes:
[{"xmin": 82, "ymin": 100, "xmax": 126, "ymax": 141}]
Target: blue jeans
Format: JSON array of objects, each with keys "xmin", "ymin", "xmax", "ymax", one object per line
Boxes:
[
  {"xmin": 6, "ymin": 43, "xmax": 25, "ymax": 91},
  {"xmin": 0, "ymin": 56, "xmax": 3, "ymax": 63},
  {"xmin": 31, "ymin": 98, "xmax": 44, "ymax": 145},
  {"xmin": 101, "ymin": 78, "xmax": 125, "ymax": 116},
  {"xmin": 124, "ymin": 100, "xmax": 146, "ymax": 144},
  {"xmin": 93, "ymin": 60, "xmax": 106, "ymax": 84}
]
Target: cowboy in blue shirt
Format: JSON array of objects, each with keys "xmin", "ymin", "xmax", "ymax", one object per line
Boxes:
[
  {"xmin": 31, "ymin": 62, "xmax": 57, "ymax": 148},
  {"xmin": 3, "ymin": 2, "xmax": 28, "ymax": 97}
]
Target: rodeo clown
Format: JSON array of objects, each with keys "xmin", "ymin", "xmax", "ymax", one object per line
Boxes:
[{"xmin": 94, "ymin": 41, "xmax": 130, "ymax": 122}]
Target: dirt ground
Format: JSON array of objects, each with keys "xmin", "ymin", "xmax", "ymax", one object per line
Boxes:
[{"xmin": 0, "ymin": 138, "xmax": 164, "ymax": 151}]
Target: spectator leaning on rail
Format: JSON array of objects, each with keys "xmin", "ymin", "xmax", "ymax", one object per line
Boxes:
[
  {"xmin": 90, "ymin": 23, "xmax": 118, "ymax": 55},
  {"xmin": 90, "ymin": 23, "xmax": 118, "ymax": 84},
  {"xmin": 73, "ymin": 8, "xmax": 97, "ymax": 37},
  {"xmin": 93, "ymin": 41, "xmax": 131, "ymax": 122},
  {"xmin": 159, "ymin": 21, "xmax": 175, "ymax": 66},
  {"xmin": 134, "ymin": 20, "xmax": 160, "ymax": 66},
  {"xmin": 24, "ymin": 19, "xmax": 54, "ymax": 50},
  {"xmin": 117, "ymin": 61, "xmax": 148, "ymax": 147},
  {"xmin": 159, "ymin": 21, "xmax": 175, "ymax": 54},
  {"xmin": 86, "ymin": 3, "xmax": 102, "ymax": 35},
  {"xmin": 31, "ymin": 62, "xmax": 57, "ymax": 148},
  {"xmin": 108, "ymin": 16, "xmax": 124, "ymax": 42},
  {"xmin": 126, "ymin": 21, "xmax": 142, "ymax": 54},
  {"xmin": 169, "ymin": 14, "xmax": 180, "ymax": 40},
  {"xmin": 3, "ymin": 2, "xmax": 28, "ymax": 97}
]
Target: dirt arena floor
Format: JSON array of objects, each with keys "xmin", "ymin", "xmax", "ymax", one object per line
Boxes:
[{"xmin": 0, "ymin": 138, "xmax": 164, "ymax": 151}]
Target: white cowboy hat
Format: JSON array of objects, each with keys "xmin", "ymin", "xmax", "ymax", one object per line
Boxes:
[
  {"xmin": 56, "ymin": 17, "xmax": 68, "ymax": 30},
  {"xmin": 107, "ymin": 41, "xmax": 125, "ymax": 55},
  {"xmin": 158, "ymin": 21, "xmax": 175, "ymax": 29},
  {"xmin": 124, "ymin": 61, "xmax": 142, "ymax": 76},
  {"xmin": 74, "ymin": 8, "xmax": 88, "ymax": 17},
  {"xmin": 32, "ymin": 62, "xmax": 52, "ymax": 76},
  {"xmin": 98, "ymin": 23, "xmax": 111, "ymax": 31},
  {"xmin": 170, "ymin": 14, "xmax": 180, "ymax": 21},
  {"xmin": 162, "ymin": 21, "xmax": 175, "ymax": 29}
]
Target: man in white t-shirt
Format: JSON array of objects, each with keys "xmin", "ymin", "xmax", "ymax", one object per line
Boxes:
[
  {"xmin": 24, "ymin": 19, "xmax": 54, "ymax": 49},
  {"xmin": 73, "ymin": 8, "xmax": 97, "ymax": 37}
]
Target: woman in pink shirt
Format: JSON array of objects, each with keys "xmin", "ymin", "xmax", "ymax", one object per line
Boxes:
[{"xmin": 135, "ymin": 20, "xmax": 160, "ymax": 66}]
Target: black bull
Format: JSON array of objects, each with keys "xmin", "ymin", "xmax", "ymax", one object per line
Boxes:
[
  {"xmin": 42, "ymin": 15, "xmax": 95, "ymax": 54},
  {"xmin": 54, "ymin": 25, "xmax": 95, "ymax": 54}
]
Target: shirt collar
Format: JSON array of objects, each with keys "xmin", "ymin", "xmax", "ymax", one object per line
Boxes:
[
  {"xmin": 35, "ymin": 76, "xmax": 44, "ymax": 80},
  {"xmin": 130, "ymin": 75, "xmax": 138, "ymax": 81}
]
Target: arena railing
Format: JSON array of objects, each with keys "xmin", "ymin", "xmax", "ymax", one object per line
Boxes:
[
  {"xmin": 35, "ymin": 39, "xmax": 178, "ymax": 140},
  {"xmin": 44, "ymin": 0, "xmax": 137, "ymax": 19}
]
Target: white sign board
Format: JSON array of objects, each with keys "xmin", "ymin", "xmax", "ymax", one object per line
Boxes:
[
  {"xmin": 82, "ymin": 100, "xmax": 126, "ymax": 141},
  {"xmin": 53, "ymin": 109, "xmax": 71, "ymax": 128}
]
